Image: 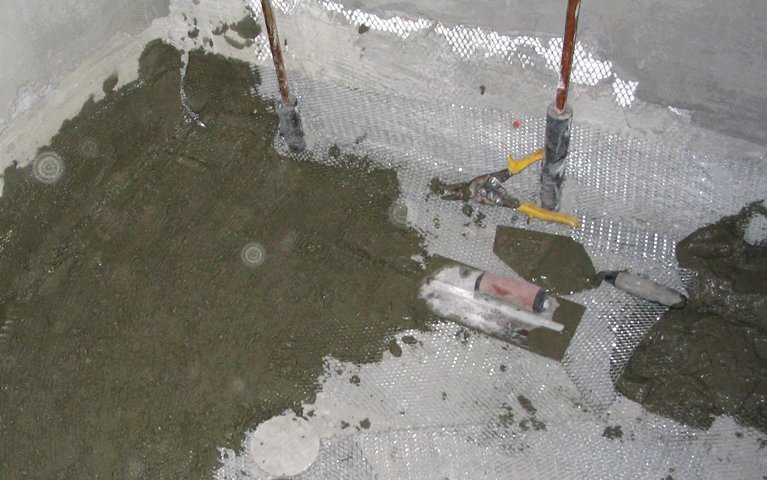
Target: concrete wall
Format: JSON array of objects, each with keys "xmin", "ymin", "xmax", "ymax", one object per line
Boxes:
[
  {"xmin": 342, "ymin": 0, "xmax": 767, "ymax": 144},
  {"xmin": 0, "ymin": 0, "xmax": 170, "ymax": 133},
  {"xmin": 589, "ymin": 0, "xmax": 766, "ymax": 144},
  {"xmin": 0, "ymin": 0, "xmax": 765, "ymax": 144}
]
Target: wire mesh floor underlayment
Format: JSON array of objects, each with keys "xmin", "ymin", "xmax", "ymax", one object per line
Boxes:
[
  {"xmin": 214, "ymin": 7, "xmax": 764, "ymax": 477},
  {"xmin": 4, "ymin": 0, "xmax": 767, "ymax": 478},
  {"xmin": 211, "ymin": 66, "xmax": 766, "ymax": 479},
  {"xmin": 222, "ymin": 3, "xmax": 766, "ymax": 479}
]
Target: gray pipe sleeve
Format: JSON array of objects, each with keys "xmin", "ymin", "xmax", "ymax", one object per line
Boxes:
[
  {"xmin": 540, "ymin": 103, "xmax": 573, "ymax": 210},
  {"xmin": 277, "ymin": 101, "xmax": 306, "ymax": 153}
]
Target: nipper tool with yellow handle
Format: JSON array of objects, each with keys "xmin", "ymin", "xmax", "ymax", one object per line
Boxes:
[{"xmin": 439, "ymin": 150, "xmax": 579, "ymax": 228}]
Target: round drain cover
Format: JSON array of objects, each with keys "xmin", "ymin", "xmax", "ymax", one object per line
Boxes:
[{"xmin": 249, "ymin": 415, "xmax": 320, "ymax": 477}]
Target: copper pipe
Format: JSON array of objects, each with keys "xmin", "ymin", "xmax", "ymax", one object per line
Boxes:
[
  {"xmin": 555, "ymin": 0, "xmax": 581, "ymax": 113},
  {"xmin": 260, "ymin": 0, "xmax": 292, "ymax": 106}
]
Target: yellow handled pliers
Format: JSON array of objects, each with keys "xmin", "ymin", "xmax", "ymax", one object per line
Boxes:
[{"xmin": 440, "ymin": 150, "xmax": 579, "ymax": 228}]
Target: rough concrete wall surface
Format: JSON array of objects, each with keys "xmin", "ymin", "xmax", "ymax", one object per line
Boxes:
[
  {"xmin": 0, "ymin": 0, "xmax": 170, "ymax": 135},
  {"xmin": 589, "ymin": 0, "xmax": 767, "ymax": 144},
  {"xmin": 2, "ymin": 0, "xmax": 766, "ymax": 146},
  {"xmin": 332, "ymin": 0, "xmax": 767, "ymax": 144}
]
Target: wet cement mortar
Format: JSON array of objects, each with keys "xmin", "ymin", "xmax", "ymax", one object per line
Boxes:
[
  {"xmin": 0, "ymin": 41, "xmax": 432, "ymax": 479},
  {"xmin": 618, "ymin": 202, "xmax": 767, "ymax": 433}
]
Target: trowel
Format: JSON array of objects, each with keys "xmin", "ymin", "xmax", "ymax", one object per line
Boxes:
[
  {"xmin": 420, "ymin": 259, "xmax": 585, "ymax": 361},
  {"xmin": 494, "ymin": 226, "xmax": 687, "ymax": 308}
]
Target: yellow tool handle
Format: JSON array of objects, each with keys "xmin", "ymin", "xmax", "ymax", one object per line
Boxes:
[
  {"xmin": 517, "ymin": 202, "xmax": 580, "ymax": 228},
  {"xmin": 507, "ymin": 149, "xmax": 543, "ymax": 175}
]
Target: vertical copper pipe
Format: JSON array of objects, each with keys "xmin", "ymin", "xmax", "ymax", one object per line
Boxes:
[
  {"xmin": 555, "ymin": 0, "xmax": 581, "ymax": 113},
  {"xmin": 261, "ymin": 0, "xmax": 292, "ymax": 106}
]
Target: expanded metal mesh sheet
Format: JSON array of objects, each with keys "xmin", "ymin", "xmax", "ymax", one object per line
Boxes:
[
  {"xmin": 260, "ymin": 69, "xmax": 764, "ymax": 411},
  {"xmin": 163, "ymin": 1, "xmax": 767, "ymax": 478}
]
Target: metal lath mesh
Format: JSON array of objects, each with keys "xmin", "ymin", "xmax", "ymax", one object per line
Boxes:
[
  {"xmin": 232, "ymin": 74, "xmax": 764, "ymax": 480},
  {"xmin": 169, "ymin": 1, "xmax": 767, "ymax": 478}
]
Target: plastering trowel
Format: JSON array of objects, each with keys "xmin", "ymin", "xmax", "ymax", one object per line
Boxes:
[
  {"xmin": 494, "ymin": 226, "xmax": 688, "ymax": 308},
  {"xmin": 420, "ymin": 260, "xmax": 585, "ymax": 361}
]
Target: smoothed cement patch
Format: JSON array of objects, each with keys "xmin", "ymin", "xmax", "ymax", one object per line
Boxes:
[{"xmin": 0, "ymin": 40, "xmax": 430, "ymax": 479}]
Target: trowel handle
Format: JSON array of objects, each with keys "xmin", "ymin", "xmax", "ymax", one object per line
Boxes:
[
  {"xmin": 475, "ymin": 271, "xmax": 549, "ymax": 313},
  {"xmin": 602, "ymin": 271, "xmax": 687, "ymax": 309}
]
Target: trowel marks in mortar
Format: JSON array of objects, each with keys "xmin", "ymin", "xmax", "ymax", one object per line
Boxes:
[
  {"xmin": 618, "ymin": 202, "xmax": 767, "ymax": 433},
  {"xmin": 0, "ymin": 41, "xmax": 431, "ymax": 479}
]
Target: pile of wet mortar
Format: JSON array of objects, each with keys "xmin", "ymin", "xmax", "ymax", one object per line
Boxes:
[
  {"xmin": 0, "ymin": 41, "xmax": 431, "ymax": 478},
  {"xmin": 618, "ymin": 203, "xmax": 767, "ymax": 433}
]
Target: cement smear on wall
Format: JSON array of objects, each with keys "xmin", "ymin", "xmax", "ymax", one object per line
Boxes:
[
  {"xmin": 619, "ymin": 202, "xmax": 767, "ymax": 433},
  {"xmin": 0, "ymin": 41, "xmax": 431, "ymax": 479}
]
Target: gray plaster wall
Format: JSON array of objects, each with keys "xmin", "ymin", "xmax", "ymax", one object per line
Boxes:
[
  {"xmin": 0, "ymin": 0, "xmax": 170, "ymax": 133},
  {"xmin": 589, "ymin": 0, "xmax": 767, "ymax": 145},
  {"xmin": 342, "ymin": 0, "xmax": 767, "ymax": 145},
  {"xmin": 0, "ymin": 0, "xmax": 765, "ymax": 144}
]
